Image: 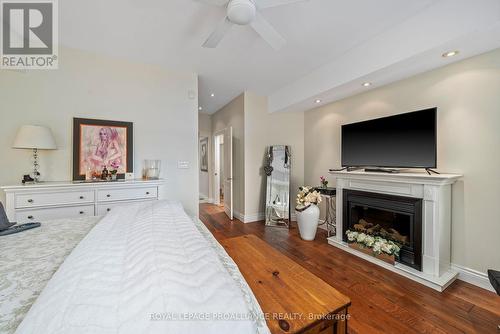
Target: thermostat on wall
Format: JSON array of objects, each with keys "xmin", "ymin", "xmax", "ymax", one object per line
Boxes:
[{"xmin": 177, "ymin": 161, "xmax": 189, "ymax": 169}]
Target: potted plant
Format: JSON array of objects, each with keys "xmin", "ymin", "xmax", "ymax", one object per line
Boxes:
[
  {"xmin": 345, "ymin": 230, "xmax": 401, "ymax": 265},
  {"xmin": 295, "ymin": 186, "xmax": 322, "ymax": 241},
  {"xmin": 110, "ymin": 162, "xmax": 119, "ymax": 181},
  {"xmin": 320, "ymin": 176, "xmax": 328, "ymax": 188}
]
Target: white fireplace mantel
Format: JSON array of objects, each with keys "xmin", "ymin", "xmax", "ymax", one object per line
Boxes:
[{"xmin": 327, "ymin": 170, "xmax": 462, "ymax": 291}]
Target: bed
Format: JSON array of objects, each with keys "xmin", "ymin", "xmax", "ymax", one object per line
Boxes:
[{"xmin": 0, "ymin": 201, "xmax": 269, "ymax": 334}]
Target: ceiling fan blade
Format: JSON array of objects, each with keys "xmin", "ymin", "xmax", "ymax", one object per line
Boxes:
[
  {"xmin": 194, "ymin": 0, "xmax": 229, "ymax": 6},
  {"xmin": 250, "ymin": 12, "xmax": 286, "ymax": 50},
  {"xmin": 254, "ymin": 0, "xmax": 308, "ymax": 9},
  {"xmin": 203, "ymin": 16, "xmax": 233, "ymax": 48}
]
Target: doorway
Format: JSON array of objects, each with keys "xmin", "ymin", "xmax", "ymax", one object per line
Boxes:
[{"xmin": 213, "ymin": 127, "xmax": 233, "ymax": 220}]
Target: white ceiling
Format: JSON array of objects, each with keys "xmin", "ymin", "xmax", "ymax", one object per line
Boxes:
[{"xmin": 59, "ymin": 0, "xmax": 500, "ymax": 114}]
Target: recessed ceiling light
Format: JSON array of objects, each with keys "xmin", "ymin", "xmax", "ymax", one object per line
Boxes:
[
  {"xmin": 198, "ymin": 106, "xmax": 203, "ymax": 111},
  {"xmin": 210, "ymin": 93, "xmax": 215, "ymax": 97},
  {"xmin": 362, "ymin": 82, "xmax": 372, "ymax": 87},
  {"xmin": 442, "ymin": 50, "xmax": 459, "ymax": 58},
  {"xmin": 315, "ymin": 99, "xmax": 322, "ymax": 104}
]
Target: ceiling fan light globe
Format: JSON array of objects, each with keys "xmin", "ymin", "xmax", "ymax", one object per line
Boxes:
[{"xmin": 227, "ymin": 0, "xmax": 256, "ymax": 25}]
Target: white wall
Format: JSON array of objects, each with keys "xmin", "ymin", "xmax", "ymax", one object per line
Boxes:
[
  {"xmin": 244, "ymin": 92, "xmax": 304, "ymax": 221},
  {"xmin": 198, "ymin": 113, "xmax": 211, "ymax": 201},
  {"xmin": 304, "ymin": 48, "xmax": 500, "ymax": 274},
  {"xmin": 0, "ymin": 47, "xmax": 199, "ymax": 216},
  {"xmin": 211, "ymin": 94, "xmax": 245, "ymax": 217}
]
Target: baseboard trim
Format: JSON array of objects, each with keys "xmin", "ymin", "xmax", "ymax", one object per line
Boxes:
[
  {"xmin": 233, "ymin": 211, "xmax": 245, "ymax": 222},
  {"xmin": 242, "ymin": 212, "xmax": 265, "ymax": 223},
  {"xmin": 199, "ymin": 197, "xmax": 214, "ymax": 204},
  {"xmin": 240, "ymin": 212, "xmax": 297, "ymax": 224},
  {"xmin": 451, "ymin": 263, "xmax": 494, "ymax": 292}
]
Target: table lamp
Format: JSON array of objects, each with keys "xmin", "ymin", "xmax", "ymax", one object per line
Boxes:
[{"xmin": 12, "ymin": 125, "xmax": 57, "ymax": 183}]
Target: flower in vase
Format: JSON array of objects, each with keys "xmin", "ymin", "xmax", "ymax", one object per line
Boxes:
[
  {"xmin": 320, "ymin": 176, "xmax": 328, "ymax": 188},
  {"xmin": 296, "ymin": 186, "xmax": 322, "ymax": 210}
]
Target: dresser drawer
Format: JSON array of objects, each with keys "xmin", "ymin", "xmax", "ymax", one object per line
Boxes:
[
  {"xmin": 97, "ymin": 200, "xmax": 153, "ymax": 216},
  {"xmin": 15, "ymin": 205, "xmax": 95, "ymax": 223},
  {"xmin": 97, "ymin": 187, "xmax": 157, "ymax": 202},
  {"xmin": 15, "ymin": 190, "xmax": 94, "ymax": 209}
]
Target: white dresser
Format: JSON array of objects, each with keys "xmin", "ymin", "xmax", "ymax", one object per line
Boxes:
[{"xmin": 1, "ymin": 179, "xmax": 165, "ymax": 223}]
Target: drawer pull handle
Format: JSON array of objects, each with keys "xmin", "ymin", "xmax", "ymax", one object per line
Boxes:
[
  {"xmin": 107, "ymin": 208, "xmax": 111, "ymax": 212},
  {"xmin": 79, "ymin": 211, "xmax": 84, "ymax": 214},
  {"xmin": 27, "ymin": 199, "xmax": 34, "ymax": 203},
  {"xmin": 79, "ymin": 196, "xmax": 84, "ymax": 199},
  {"xmin": 106, "ymin": 194, "xmax": 111, "ymax": 198},
  {"xmin": 146, "ymin": 192, "xmax": 150, "ymax": 195},
  {"xmin": 27, "ymin": 215, "xmax": 34, "ymax": 220}
]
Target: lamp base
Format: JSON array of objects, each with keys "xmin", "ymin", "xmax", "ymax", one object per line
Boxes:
[
  {"xmin": 32, "ymin": 148, "xmax": 40, "ymax": 183},
  {"xmin": 32, "ymin": 172, "xmax": 41, "ymax": 183}
]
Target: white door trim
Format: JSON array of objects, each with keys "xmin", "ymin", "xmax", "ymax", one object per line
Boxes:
[
  {"xmin": 213, "ymin": 131, "xmax": 223, "ymax": 206},
  {"xmin": 223, "ymin": 126, "xmax": 233, "ymax": 220}
]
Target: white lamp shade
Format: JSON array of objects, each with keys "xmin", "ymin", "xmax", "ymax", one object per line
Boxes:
[{"xmin": 13, "ymin": 125, "xmax": 57, "ymax": 150}]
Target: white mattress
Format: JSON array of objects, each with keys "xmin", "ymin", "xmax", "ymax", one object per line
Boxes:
[{"xmin": 14, "ymin": 200, "xmax": 269, "ymax": 334}]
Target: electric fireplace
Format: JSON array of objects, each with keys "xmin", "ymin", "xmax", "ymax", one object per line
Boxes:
[{"xmin": 343, "ymin": 189, "xmax": 422, "ymax": 271}]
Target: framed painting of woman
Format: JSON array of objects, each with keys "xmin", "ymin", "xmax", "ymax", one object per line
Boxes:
[{"xmin": 73, "ymin": 118, "xmax": 133, "ymax": 181}]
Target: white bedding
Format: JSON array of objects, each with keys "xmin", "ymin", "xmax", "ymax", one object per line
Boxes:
[
  {"xmin": 15, "ymin": 201, "xmax": 269, "ymax": 334},
  {"xmin": 0, "ymin": 217, "xmax": 101, "ymax": 333}
]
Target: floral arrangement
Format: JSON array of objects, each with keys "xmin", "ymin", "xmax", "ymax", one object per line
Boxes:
[
  {"xmin": 346, "ymin": 230, "xmax": 401, "ymax": 257},
  {"xmin": 320, "ymin": 176, "xmax": 328, "ymax": 188},
  {"xmin": 296, "ymin": 186, "xmax": 322, "ymax": 210}
]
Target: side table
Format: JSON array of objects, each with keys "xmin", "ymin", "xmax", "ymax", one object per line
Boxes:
[{"xmin": 315, "ymin": 187, "xmax": 336, "ymax": 237}]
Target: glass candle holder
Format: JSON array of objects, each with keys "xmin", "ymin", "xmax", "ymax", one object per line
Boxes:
[{"xmin": 143, "ymin": 160, "xmax": 161, "ymax": 179}]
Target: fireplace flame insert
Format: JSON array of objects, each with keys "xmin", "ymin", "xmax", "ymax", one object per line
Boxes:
[{"xmin": 343, "ymin": 189, "xmax": 422, "ymax": 271}]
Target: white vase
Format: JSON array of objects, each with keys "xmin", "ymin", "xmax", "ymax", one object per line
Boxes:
[{"xmin": 296, "ymin": 204, "xmax": 320, "ymax": 241}]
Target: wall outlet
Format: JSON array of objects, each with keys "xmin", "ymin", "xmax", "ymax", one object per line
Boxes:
[
  {"xmin": 177, "ymin": 161, "xmax": 189, "ymax": 169},
  {"xmin": 125, "ymin": 172, "xmax": 134, "ymax": 180}
]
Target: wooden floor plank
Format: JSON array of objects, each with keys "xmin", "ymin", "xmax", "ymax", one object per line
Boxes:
[{"xmin": 199, "ymin": 203, "xmax": 500, "ymax": 334}]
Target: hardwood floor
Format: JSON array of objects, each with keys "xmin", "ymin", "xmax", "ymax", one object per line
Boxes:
[{"xmin": 199, "ymin": 203, "xmax": 500, "ymax": 334}]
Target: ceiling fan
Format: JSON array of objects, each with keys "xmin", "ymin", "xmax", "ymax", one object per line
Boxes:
[{"xmin": 196, "ymin": 0, "xmax": 308, "ymax": 50}]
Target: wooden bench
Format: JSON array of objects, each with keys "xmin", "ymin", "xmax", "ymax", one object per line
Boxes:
[{"xmin": 221, "ymin": 235, "xmax": 351, "ymax": 334}]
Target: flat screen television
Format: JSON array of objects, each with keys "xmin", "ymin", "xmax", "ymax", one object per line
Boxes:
[{"xmin": 341, "ymin": 108, "xmax": 437, "ymax": 168}]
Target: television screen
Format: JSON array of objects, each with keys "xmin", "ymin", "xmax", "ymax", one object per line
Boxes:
[{"xmin": 341, "ymin": 108, "xmax": 437, "ymax": 168}]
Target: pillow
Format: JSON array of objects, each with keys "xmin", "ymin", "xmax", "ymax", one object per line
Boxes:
[{"xmin": 0, "ymin": 202, "xmax": 15, "ymax": 231}]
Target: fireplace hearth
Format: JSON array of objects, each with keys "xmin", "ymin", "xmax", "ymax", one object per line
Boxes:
[
  {"xmin": 343, "ymin": 189, "xmax": 422, "ymax": 271},
  {"xmin": 327, "ymin": 170, "xmax": 462, "ymax": 291}
]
